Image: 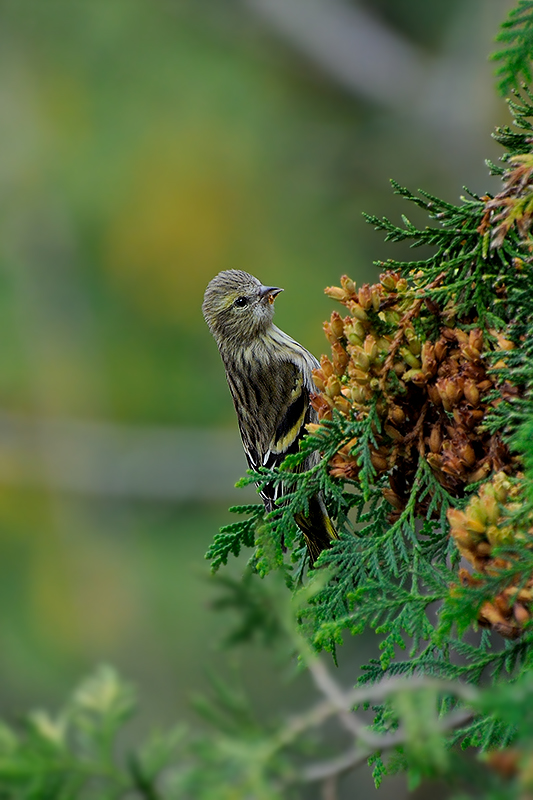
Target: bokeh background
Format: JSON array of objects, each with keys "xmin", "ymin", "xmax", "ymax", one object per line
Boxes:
[{"xmin": 0, "ymin": 0, "xmax": 516, "ymax": 796}]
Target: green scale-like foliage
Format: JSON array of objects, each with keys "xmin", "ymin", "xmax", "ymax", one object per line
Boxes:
[
  {"xmin": 494, "ymin": 0, "xmax": 533, "ymax": 94},
  {"xmin": 206, "ymin": 87, "xmax": 533, "ymax": 779},
  {"xmin": 3, "ymin": 5, "xmax": 533, "ymax": 798},
  {"xmin": 5, "ymin": 4, "xmax": 533, "ymax": 799}
]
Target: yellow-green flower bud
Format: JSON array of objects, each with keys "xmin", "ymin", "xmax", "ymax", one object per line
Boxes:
[
  {"xmin": 348, "ymin": 301, "xmax": 368, "ymax": 322},
  {"xmin": 400, "ymin": 348, "xmax": 421, "ymax": 369},
  {"xmin": 405, "ymin": 327, "xmax": 422, "ymax": 355},
  {"xmin": 466, "ymin": 499, "xmax": 488, "ymax": 532},
  {"xmin": 344, "ymin": 320, "xmax": 365, "ymax": 345},
  {"xmin": 323, "ymin": 322, "xmax": 337, "ymax": 345},
  {"xmin": 402, "ymin": 368, "xmax": 426, "ymax": 383},
  {"xmin": 352, "ymin": 349, "xmax": 370, "ymax": 372},
  {"xmin": 396, "ymin": 278, "xmax": 408, "ymax": 293},
  {"xmin": 330, "ymin": 311, "xmax": 345, "ymax": 340},
  {"xmin": 377, "ymin": 336, "xmax": 392, "ymax": 353},
  {"xmin": 364, "ymin": 335, "xmax": 378, "ymax": 361},
  {"xmin": 493, "ymin": 472, "xmax": 512, "ymax": 504},
  {"xmin": 325, "ymin": 285, "xmax": 348, "ymax": 301},
  {"xmin": 312, "ymin": 369, "xmax": 326, "ymax": 392},
  {"xmin": 320, "ymin": 355, "xmax": 335, "ymax": 378},
  {"xmin": 331, "ymin": 342, "xmax": 349, "ymax": 374},
  {"xmin": 340, "ymin": 275, "xmax": 357, "ymax": 295},
  {"xmin": 358, "ymin": 284, "xmax": 372, "ymax": 310},
  {"xmin": 325, "ymin": 375, "xmax": 341, "ymax": 398},
  {"xmin": 380, "ymin": 272, "xmax": 398, "ymax": 291},
  {"xmin": 351, "ymin": 368, "xmax": 370, "ymax": 386},
  {"xmin": 485, "ymin": 523, "xmax": 514, "ymax": 546},
  {"xmin": 383, "ymin": 310, "xmax": 401, "ymax": 325}
]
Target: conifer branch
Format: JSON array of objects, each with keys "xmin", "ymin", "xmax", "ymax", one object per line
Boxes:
[
  {"xmin": 202, "ymin": 9, "xmax": 533, "ymax": 793},
  {"xmin": 493, "ymin": 1, "xmax": 533, "ymax": 94}
]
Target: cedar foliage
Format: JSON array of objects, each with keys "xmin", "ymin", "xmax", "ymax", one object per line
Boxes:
[
  {"xmin": 203, "ymin": 6, "xmax": 533, "ymax": 793},
  {"xmin": 4, "ymin": 4, "xmax": 533, "ymax": 799},
  {"xmin": 493, "ymin": 0, "xmax": 533, "ymax": 93}
]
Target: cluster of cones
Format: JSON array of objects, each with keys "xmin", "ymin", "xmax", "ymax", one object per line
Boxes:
[
  {"xmin": 310, "ymin": 271, "xmax": 518, "ymax": 513},
  {"xmin": 310, "ymin": 270, "xmax": 532, "ymax": 637},
  {"xmin": 448, "ymin": 472, "xmax": 532, "ymax": 639}
]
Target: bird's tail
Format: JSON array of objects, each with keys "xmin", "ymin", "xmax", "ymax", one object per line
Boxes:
[{"xmin": 294, "ymin": 494, "xmax": 338, "ymax": 567}]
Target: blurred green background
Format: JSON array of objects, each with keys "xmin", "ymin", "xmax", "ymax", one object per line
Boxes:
[{"xmin": 0, "ymin": 0, "xmax": 515, "ymax": 796}]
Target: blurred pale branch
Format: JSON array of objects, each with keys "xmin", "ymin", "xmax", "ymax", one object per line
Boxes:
[
  {"xmin": 273, "ymin": 666, "xmax": 477, "ymax": 791},
  {"xmin": 0, "ymin": 652, "xmax": 479, "ymax": 799},
  {"xmin": 243, "ymin": 0, "xmax": 426, "ymax": 108},
  {"xmin": 0, "ymin": 412, "xmax": 250, "ymax": 501},
  {"xmin": 284, "ymin": 590, "xmax": 477, "ymax": 790},
  {"xmin": 294, "ymin": 663, "xmax": 476, "ymax": 788},
  {"xmin": 243, "ymin": 0, "xmax": 513, "ymax": 162}
]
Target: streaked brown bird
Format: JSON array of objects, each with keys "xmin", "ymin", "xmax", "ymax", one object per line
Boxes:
[{"xmin": 202, "ymin": 269, "xmax": 337, "ymax": 564}]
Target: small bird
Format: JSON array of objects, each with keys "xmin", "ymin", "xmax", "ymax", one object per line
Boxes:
[{"xmin": 203, "ymin": 269, "xmax": 337, "ymax": 565}]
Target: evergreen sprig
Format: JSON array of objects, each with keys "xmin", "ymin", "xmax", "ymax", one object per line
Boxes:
[
  {"xmin": 7, "ymin": 3, "xmax": 533, "ymax": 799},
  {"xmin": 203, "ymin": 60, "xmax": 533, "ymax": 793},
  {"xmin": 493, "ymin": 0, "xmax": 533, "ymax": 94}
]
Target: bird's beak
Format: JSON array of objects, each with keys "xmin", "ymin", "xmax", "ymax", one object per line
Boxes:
[{"xmin": 259, "ymin": 285, "xmax": 283, "ymax": 304}]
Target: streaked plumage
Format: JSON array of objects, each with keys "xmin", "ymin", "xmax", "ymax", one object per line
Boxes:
[{"xmin": 202, "ymin": 269, "xmax": 337, "ymax": 564}]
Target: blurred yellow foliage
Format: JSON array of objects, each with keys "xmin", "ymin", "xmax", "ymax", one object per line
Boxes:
[
  {"xmin": 104, "ymin": 128, "xmax": 255, "ymax": 323},
  {"xmin": 0, "ymin": 488, "xmax": 137, "ymax": 655}
]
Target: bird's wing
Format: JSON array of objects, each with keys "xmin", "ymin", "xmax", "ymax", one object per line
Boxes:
[{"xmin": 228, "ymin": 358, "xmax": 315, "ymax": 509}]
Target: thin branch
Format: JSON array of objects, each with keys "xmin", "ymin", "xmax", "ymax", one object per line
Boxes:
[
  {"xmin": 299, "ymin": 705, "xmax": 475, "ymax": 785},
  {"xmin": 273, "ymin": 648, "xmax": 480, "ymax": 785},
  {"xmin": 307, "ymin": 654, "xmax": 479, "ymax": 717},
  {"xmin": 303, "ymin": 747, "xmax": 371, "ymax": 782},
  {"xmin": 306, "ymin": 657, "xmax": 372, "ymax": 740},
  {"xmin": 348, "ymin": 675, "xmax": 479, "ymax": 706}
]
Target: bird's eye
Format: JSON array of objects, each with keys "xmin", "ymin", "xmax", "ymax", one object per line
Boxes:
[{"xmin": 233, "ymin": 296, "xmax": 249, "ymax": 308}]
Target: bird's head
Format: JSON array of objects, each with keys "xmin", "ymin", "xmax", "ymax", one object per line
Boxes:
[{"xmin": 202, "ymin": 270, "xmax": 283, "ymax": 348}]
